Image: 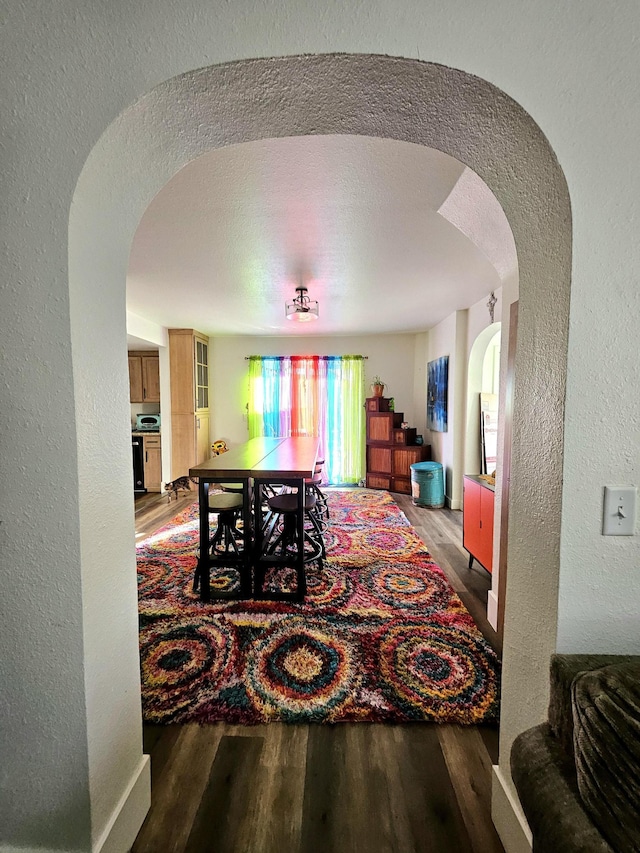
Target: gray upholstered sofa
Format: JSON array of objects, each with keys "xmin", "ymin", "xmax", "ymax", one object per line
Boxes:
[{"xmin": 511, "ymin": 654, "xmax": 640, "ymax": 853}]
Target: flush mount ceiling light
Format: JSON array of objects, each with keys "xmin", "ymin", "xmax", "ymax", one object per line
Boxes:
[{"xmin": 285, "ymin": 285, "xmax": 319, "ymax": 322}]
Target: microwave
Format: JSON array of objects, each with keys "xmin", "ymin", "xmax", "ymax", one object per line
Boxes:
[{"xmin": 136, "ymin": 413, "xmax": 161, "ymax": 431}]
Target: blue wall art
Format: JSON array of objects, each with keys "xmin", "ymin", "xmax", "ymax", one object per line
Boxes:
[{"xmin": 427, "ymin": 356, "xmax": 449, "ymax": 432}]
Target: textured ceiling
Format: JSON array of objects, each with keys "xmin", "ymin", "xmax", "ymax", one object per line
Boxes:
[{"xmin": 126, "ymin": 134, "xmax": 515, "ymax": 338}]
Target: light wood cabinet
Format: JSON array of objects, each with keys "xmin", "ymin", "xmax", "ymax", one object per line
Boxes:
[
  {"xmin": 365, "ymin": 397, "xmax": 430, "ymax": 494},
  {"xmin": 463, "ymin": 475, "xmax": 494, "ymax": 573},
  {"xmin": 169, "ymin": 329, "xmax": 210, "ymax": 478},
  {"xmin": 196, "ymin": 411, "xmax": 210, "ymax": 467},
  {"xmin": 143, "ymin": 433, "xmax": 162, "ymax": 492},
  {"xmin": 128, "ymin": 352, "xmax": 160, "ymax": 403}
]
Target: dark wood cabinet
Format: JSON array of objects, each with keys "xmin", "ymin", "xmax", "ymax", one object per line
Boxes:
[
  {"xmin": 368, "ymin": 411, "xmax": 403, "ymax": 443},
  {"xmin": 463, "ymin": 475, "xmax": 495, "ymax": 573},
  {"xmin": 365, "ymin": 397, "xmax": 430, "ymax": 494},
  {"xmin": 365, "ymin": 396, "xmax": 391, "ymax": 413}
]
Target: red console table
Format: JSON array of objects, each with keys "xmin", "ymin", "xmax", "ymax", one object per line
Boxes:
[{"xmin": 463, "ymin": 474, "xmax": 495, "ymax": 573}]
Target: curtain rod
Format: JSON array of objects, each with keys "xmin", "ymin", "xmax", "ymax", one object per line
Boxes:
[{"xmin": 244, "ymin": 355, "xmax": 368, "ymax": 360}]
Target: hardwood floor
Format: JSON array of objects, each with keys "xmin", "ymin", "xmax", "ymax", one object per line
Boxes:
[{"xmin": 132, "ymin": 488, "xmax": 503, "ymax": 853}]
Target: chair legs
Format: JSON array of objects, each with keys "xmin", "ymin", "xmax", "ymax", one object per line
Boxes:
[
  {"xmin": 255, "ymin": 490, "xmax": 326, "ymax": 600},
  {"xmin": 265, "ymin": 509, "xmax": 324, "ymax": 566},
  {"xmin": 195, "ymin": 476, "xmax": 329, "ymax": 602},
  {"xmin": 194, "ymin": 496, "xmax": 248, "ymax": 598}
]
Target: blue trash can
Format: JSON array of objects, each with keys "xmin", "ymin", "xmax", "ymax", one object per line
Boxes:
[{"xmin": 410, "ymin": 461, "xmax": 445, "ymax": 508}]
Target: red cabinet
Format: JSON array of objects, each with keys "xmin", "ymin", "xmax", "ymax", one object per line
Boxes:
[{"xmin": 463, "ymin": 475, "xmax": 495, "ymax": 573}]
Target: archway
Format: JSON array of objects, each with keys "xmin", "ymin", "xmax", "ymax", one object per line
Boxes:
[
  {"xmin": 69, "ymin": 53, "xmax": 571, "ymax": 843},
  {"xmin": 465, "ymin": 322, "xmax": 502, "ymax": 478}
]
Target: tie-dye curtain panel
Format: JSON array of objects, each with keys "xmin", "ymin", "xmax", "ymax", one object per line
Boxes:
[{"xmin": 247, "ymin": 355, "xmax": 365, "ymax": 484}]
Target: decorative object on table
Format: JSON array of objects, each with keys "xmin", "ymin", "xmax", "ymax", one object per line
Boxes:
[
  {"xmin": 211, "ymin": 439, "xmax": 229, "ymax": 456},
  {"xmin": 401, "ymin": 421, "xmax": 409, "ymax": 429},
  {"xmin": 415, "ymin": 435, "xmax": 424, "ymax": 446},
  {"xmin": 479, "ymin": 473, "xmax": 496, "ymax": 486},
  {"xmin": 370, "ymin": 375, "xmax": 385, "ymax": 397},
  {"xmin": 388, "ymin": 397, "xmax": 395, "ymax": 411},
  {"xmin": 285, "ymin": 284, "xmax": 319, "ymax": 322},
  {"xmin": 427, "ymin": 356, "xmax": 449, "ymax": 432},
  {"xmin": 137, "ymin": 489, "xmax": 500, "ymax": 726}
]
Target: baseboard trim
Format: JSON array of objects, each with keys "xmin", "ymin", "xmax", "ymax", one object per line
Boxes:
[
  {"xmin": 492, "ymin": 764, "xmax": 532, "ymax": 853},
  {"xmin": 487, "ymin": 589, "xmax": 499, "ymax": 630},
  {"xmin": 0, "ymin": 846, "xmax": 84, "ymax": 853},
  {"xmin": 94, "ymin": 754, "xmax": 150, "ymax": 853}
]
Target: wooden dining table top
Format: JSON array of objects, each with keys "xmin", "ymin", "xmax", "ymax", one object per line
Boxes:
[{"xmin": 189, "ymin": 436, "xmax": 319, "ymax": 480}]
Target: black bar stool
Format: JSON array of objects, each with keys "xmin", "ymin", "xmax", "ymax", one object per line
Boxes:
[
  {"xmin": 306, "ymin": 457, "xmax": 329, "ymax": 523},
  {"xmin": 255, "ymin": 490, "xmax": 325, "ymax": 601},
  {"xmin": 305, "ymin": 472, "xmax": 329, "ymax": 525},
  {"xmin": 193, "ymin": 490, "xmax": 250, "ymax": 598}
]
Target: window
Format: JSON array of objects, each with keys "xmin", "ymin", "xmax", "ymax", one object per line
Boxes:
[{"xmin": 247, "ymin": 355, "xmax": 365, "ymax": 484}]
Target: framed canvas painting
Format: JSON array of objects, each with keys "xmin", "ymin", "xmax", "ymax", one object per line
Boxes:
[{"xmin": 427, "ymin": 356, "xmax": 449, "ymax": 431}]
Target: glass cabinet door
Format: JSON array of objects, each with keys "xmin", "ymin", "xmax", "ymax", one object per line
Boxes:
[{"xmin": 195, "ymin": 338, "xmax": 209, "ymax": 410}]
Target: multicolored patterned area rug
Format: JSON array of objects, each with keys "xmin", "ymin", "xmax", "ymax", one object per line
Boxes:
[{"xmin": 137, "ymin": 489, "xmax": 500, "ymax": 725}]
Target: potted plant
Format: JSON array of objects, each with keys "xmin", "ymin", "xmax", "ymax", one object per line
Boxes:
[{"xmin": 370, "ymin": 375, "xmax": 386, "ymax": 397}]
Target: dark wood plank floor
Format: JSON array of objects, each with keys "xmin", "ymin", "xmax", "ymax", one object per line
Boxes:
[{"xmin": 132, "ymin": 487, "xmax": 503, "ymax": 853}]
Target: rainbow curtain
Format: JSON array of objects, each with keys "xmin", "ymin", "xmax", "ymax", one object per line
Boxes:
[{"xmin": 247, "ymin": 355, "xmax": 365, "ymax": 484}]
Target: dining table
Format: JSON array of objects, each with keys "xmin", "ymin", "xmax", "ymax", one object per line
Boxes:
[{"xmin": 189, "ymin": 436, "xmax": 319, "ymax": 601}]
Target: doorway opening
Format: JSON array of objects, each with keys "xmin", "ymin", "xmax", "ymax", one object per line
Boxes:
[{"xmin": 69, "ymin": 52, "xmax": 571, "ymax": 847}]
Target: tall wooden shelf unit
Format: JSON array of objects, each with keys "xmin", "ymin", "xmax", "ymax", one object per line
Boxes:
[
  {"xmin": 168, "ymin": 328, "xmax": 210, "ymax": 479},
  {"xmin": 365, "ymin": 396, "xmax": 431, "ymax": 494}
]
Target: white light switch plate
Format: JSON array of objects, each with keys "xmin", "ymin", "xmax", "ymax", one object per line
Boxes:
[{"xmin": 602, "ymin": 485, "xmax": 637, "ymax": 535}]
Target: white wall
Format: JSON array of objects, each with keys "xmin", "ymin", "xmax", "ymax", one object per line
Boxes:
[
  {"xmin": 210, "ymin": 333, "xmax": 419, "ymax": 446},
  {"xmin": 413, "ymin": 331, "xmax": 429, "ymax": 439},
  {"xmin": 2, "ymin": 6, "xmax": 640, "ymax": 853},
  {"xmin": 420, "ymin": 311, "xmax": 468, "ymax": 507}
]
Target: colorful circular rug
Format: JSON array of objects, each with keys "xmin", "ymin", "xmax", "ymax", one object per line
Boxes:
[{"xmin": 137, "ymin": 489, "xmax": 500, "ymax": 724}]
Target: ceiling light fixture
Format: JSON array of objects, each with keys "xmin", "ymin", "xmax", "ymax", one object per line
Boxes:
[{"xmin": 285, "ymin": 285, "xmax": 319, "ymax": 322}]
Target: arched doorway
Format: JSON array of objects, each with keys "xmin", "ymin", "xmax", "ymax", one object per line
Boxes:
[
  {"xmin": 465, "ymin": 322, "xmax": 502, "ymax": 479},
  {"xmin": 69, "ymin": 53, "xmax": 571, "ymax": 843}
]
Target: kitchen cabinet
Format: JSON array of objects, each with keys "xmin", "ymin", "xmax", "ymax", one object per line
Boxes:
[
  {"xmin": 365, "ymin": 396, "xmax": 430, "ymax": 494},
  {"xmin": 143, "ymin": 433, "xmax": 162, "ymax": 492},
  {"xmin": 463, "ymin": 475, "xmax": 495, "ymax": 573},
  {"xmin": 169, "ymin": 328, "xmax": 210, "ymax": 478},
  {"xmin": 128, "ymin": 352, "xmax": 160, "ymax": 403}
]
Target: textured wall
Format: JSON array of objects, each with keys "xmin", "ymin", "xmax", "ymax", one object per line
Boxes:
[
  {"xmin": 209, "ymin": 333, "xmax": 418, "ymax": 447},
  {"xmin": 72, "ymin": 52, "xmax": 573, "ymax": 848},
  {"xmin": 3, "ymin": 3, "xmax": 640, "ymax": 851}
]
